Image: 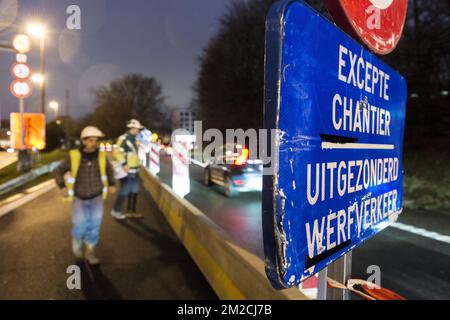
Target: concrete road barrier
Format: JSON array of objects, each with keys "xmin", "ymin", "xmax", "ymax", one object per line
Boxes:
[{"xmin": 140, "ymin": 166, "xmax": 310, "ymax": 300}]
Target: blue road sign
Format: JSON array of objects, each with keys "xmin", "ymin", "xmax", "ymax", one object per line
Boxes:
[{"xmin": 262, "ymin": 0, "xmax": 407, "ymax": 289}]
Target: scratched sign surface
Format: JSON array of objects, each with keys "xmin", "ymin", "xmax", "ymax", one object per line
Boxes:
[{"xmin": 262, "ymin": 0, "xmax": 407, "ymax": 289}]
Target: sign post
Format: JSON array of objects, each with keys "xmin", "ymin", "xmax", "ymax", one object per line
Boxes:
[
  {"xmin": 172, "ymin": 141, "xmax": 190, "ymax": 198},
  {"xmin": 149, "ymin": 142, "xmax": 160, "ymax": 175},
  {"xmin": 10, "ymin": 78, "xmax": 33, "ymax": 170},
  {"xmin": 10, "ymin": 113, "xmax": 46, "ymax": 150},
  {"xmin": 262, "ymin": 0, "xmax": 407, "ymax": 291},
  {"xmin": 11, "ymin": 34, "xmax": 34, "ymax": 172},
  {"xmin": 136, "ymin": 128, "xmax": 152, "ymax": 168},
  {"xmin": 19, "ymin": 98, "xmax": 25, "ymax": 151}
]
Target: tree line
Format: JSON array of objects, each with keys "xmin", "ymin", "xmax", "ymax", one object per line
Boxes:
[
  {"xmin": 46, "ymin": 0, "xmax": 449, "ymax": 153},
  {"xmin": 195, "ymin": 0, "xmax": 450, "ymax": 152}
]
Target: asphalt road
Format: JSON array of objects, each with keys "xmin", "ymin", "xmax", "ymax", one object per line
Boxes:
[
  {"xmin": 158, "ymin": 156, "xmax": 450, "ymax": 300},
  {"xmin": 2, "ymin": 156, "xmax": 448, "ymax": 300},
  {"xmin": 0, "ymin": 183, "xmax": 217, "ymax": 300}
]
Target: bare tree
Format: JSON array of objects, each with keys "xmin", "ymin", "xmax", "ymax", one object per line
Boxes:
[
  {"xmin": 383, "ymin": 0, "xmax": 450, "ymax": 148},
  {"xmin": 87, "ymin": 74, "xmax": 169, "ymax": 138},
  {"xmin": 196, "ymin": 0, "xmax": 449, "ymax": 148},
  {"xmin": 196, "ymin": 0, "xmax": 276, "ymax": 132}
]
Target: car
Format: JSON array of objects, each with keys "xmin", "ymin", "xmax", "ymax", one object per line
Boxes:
[
  {"xmin": 203, "ymin": 143, "xmax": 263, "ymax": 197},
  {"xmin": 160, "ymin": 144, "xmax": 173, "ymax": 156},
  {"xmin": 99, "ymin": 141, "xmax": 114, "ymax": 152}
]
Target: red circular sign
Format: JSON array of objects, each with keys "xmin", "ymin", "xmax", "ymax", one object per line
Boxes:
[
  {"xmin": 12, "ymin": 34, "xmax": 31, "ymax": 54},
  {"xmin": 325, "ymin": 0, "xmax": 408, "ymax": 55},
  {"xmin": 10, "ymin": 79, "xmax": 32, "ymax": 98},
  {"xmin": 11, "ymin": 62, "xmax": 32, "ymax": 79}
]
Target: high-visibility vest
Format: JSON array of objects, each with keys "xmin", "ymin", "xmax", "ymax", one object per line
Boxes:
[
  {"xmin": 66, "ymin": 149, "xmax": 108, "ymax": 201},
  {"xmin": 113, "ymin": 134, "xmax": 140, "ymax": 169}
]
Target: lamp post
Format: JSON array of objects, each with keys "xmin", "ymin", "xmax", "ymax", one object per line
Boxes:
[{"xmin": 26, "ymin": 23, "xmax": 46, "ymax": 115}]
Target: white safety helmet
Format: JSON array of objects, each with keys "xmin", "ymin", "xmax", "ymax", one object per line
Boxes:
[
  {"xmin": 80, "ymin": 126, "xmax": 104, "ymax": 140},
  {"xmin": 126, "ymin": 119, "xmax": 144, "ymax": 129}
]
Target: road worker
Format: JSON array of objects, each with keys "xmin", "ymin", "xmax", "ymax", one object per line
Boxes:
[
  {"xmin": 111, "ymin": 119, "xmax": 144, "ymax": 219},
  {"xmin": 54, "ymin": 126, "xmax": 116, "ymax": 265}
]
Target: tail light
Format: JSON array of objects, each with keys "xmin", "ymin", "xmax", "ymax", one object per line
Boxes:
[{"xmin": 234, "ymin": 148, "xmax": 249, "ymax": 166}]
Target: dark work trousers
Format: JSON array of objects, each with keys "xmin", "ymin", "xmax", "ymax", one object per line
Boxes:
[{"xmin": 113, "ymin": 174, "xmax": 139, "ymax": 213}]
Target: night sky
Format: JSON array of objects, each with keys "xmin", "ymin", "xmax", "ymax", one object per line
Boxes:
[{"xmin": 0, "ymin": 0, "xmax": 233, "ymax": 121}]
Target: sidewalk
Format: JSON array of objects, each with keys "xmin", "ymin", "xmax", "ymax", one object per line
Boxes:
[{"xmin": 0, "ymin": 183, "xmax": 217, "ymax": 299}]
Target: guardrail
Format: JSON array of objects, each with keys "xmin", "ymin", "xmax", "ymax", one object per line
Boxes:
[
  {"xmin": 0, "ymin": 180, "xmax": 57, "ymax": 217},
  {"xmin": 0, "ymin": 161, "xmax": 61, "ymax": 196},
  {"xmin": 140, "ymin": 165, "xmax": 310, "ymax": 300}
]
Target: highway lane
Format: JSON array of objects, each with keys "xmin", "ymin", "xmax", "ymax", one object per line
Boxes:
[
  {"xmin": 0, "ymin": 181, "xmax": 217, "ymax": 299},
  {"xmin": 157, "ymin": 156, "xmax": 450, "ymax": 299},
  {"xmin": 158, "ymin": 156, "xmax": 264, "ymax": 258}
]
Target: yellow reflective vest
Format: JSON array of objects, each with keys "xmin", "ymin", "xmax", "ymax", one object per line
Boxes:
[
  {"xmin": 65, "ymin": 149, "xmax": 108, "ymax": 201},
  {"xmin": 113, "ymin": 134, "xmax": 140, "ymax": 172}
]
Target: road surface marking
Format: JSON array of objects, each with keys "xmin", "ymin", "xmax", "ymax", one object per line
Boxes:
[
  {"xmin": 321, "ymin": 142, "xmax": 394, "ymax": 150},
  {"xmin": 189, "ymin": 158, "xmax": 207, "ymax": 168},
  {"xmin": 392, "ymin": 222, "xmax": 450, "ymax": 245}
]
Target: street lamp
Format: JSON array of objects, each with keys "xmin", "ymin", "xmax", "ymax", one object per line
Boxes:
[
  {"xmin": 26, "ymin": 23, "xmax": 46, "ymax": 38},
  {"xmin": 26, "ymin": 23, "xmax": 46, "ymax": 115},
  {"xmin": 31, "ymin": 73, "xmax": 44, "ymax": 85},
  {"xmin": 49, "ymin": 100, "xmax": 59, "ymax": 120}
]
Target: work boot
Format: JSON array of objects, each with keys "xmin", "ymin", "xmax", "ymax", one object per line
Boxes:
[
  {"xmin": 72, "ymin": 238, "xmax": 83, "ymax": 260},
  {"xmin": 85, "ymin": 244, "xmax": 100, "ymax": 265},
  {"xmin": 126, "ymin": 193, "xmax": 142, "ymax": 219},
  {"xmin": 128, "ymin": 212, "xmax": 143, "ymax": 219},
  {"xmin": 111, "ymin": 209, "xmax": 127, "ymax": 220}
]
